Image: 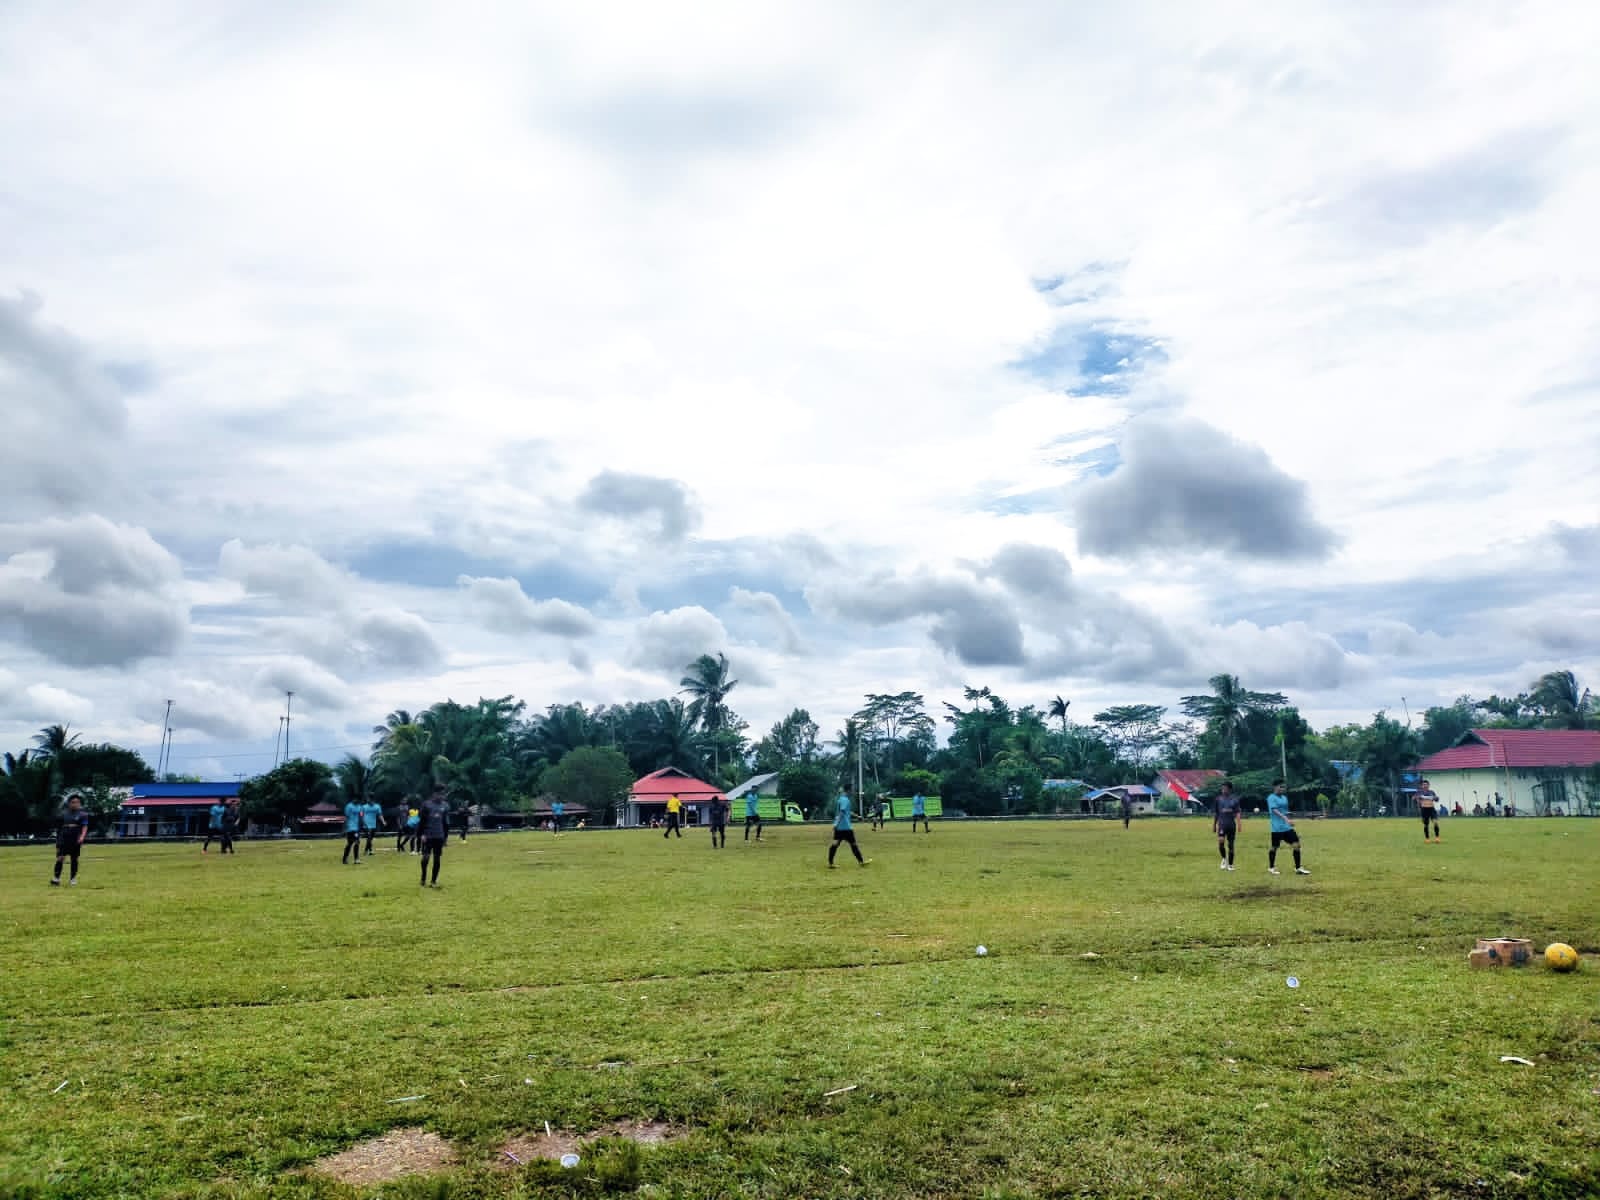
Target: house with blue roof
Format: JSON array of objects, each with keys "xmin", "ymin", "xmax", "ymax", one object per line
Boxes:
[{"xmin": 118, "ymin": 782, "xmax": 242, "ymax": 838}]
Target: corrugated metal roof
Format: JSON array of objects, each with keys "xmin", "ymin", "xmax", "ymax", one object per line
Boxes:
[
  {"xmin": 131, "ymin": 782, "xmax": 242, "ymax": 799},
  {"xmin": 1418, "ymin": 729, "xmax": 1600, "ymax": 772},
  {"xmin": 629, "ymin": 767, "xmax": 722, "ymax": 798},
  {"xmin": 727, "ymin": 773, "xmax": 777, "ymax": 799}
]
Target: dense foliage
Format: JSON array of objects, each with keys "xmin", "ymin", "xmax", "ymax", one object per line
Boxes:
[{"xmin": 4, "ymin": 667, "xmax": 1595, "ymax": 833}]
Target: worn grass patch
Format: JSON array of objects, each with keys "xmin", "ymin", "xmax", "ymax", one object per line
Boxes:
[
  {"xmin": 313, "ymin": 1128, "xmax": 456, "ymax": 1184},
  {"xmin": 2, "ymin": 818, "xmax": 1597, "ymax": 1198}
]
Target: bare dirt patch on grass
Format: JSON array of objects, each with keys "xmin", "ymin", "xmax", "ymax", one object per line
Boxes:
[
  {"xmin": 313, "ymin": 1127, "xmax": 456, "ymax": 1184},
  {"xmin": 499, "ymin": 1120, "xmax": 684, "ymax": 1165}
]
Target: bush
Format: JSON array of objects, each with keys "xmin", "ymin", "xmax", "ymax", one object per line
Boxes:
[
  {"xmin": 539, "ymin": 747, "xmax": 634, "ymax": 825},
  {"xmin": 942, "ymin": 765, "xmax": 1004, "ymax": 815}
]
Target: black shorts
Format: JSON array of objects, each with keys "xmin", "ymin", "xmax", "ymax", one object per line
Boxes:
[
  {"xmin": 1270, "ymin": 830, "xmax": 1300, "ymax": 848},
  {"xmin": 710, "ymin": 822, "xmax": 726, "ymax": 831},
  {"xmin": 56, "ymin": 838, "xmax": 82, "ymax": 857},
  {"xmin": 1216, "ymin": 821, "xmax": 1237, "ymax": 837},
  {"xmin": 832, "ymin": 828, "xmax": 858, "ymax": 844}
]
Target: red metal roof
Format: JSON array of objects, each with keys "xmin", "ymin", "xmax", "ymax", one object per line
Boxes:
[
  {"xmin": 1418, "ymin": 729, "xmax": 1600, "ymax": 772},
  {"xmin": 629, "ymin": 767, "xmax": 722, "ymax": 800},
  {"xmin": 1155, "ymin": 769, "xmax": 1224, "ymax": 799}
]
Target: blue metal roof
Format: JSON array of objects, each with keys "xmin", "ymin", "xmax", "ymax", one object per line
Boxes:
[{"xmin": 131, "ymin": 782, "xmax": 242, "ymax": 798}]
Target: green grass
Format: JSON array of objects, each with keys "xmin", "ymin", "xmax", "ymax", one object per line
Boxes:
[{"xmin": 4, "ymin": 819, "xmax": 1598, "ymax": 1199}]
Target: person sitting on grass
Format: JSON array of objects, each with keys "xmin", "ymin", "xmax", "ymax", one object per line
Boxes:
[{"xmin": 828, "ymin": 789, "xmax": 870, "ymax": 869}]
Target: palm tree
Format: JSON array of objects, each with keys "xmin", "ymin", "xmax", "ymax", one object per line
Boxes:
[
  {"xmin": 1528, "ymin": 670, "xmax": 1595, "ymax": 730},
  {"xmin": 1180, "ymin": 674, "xmax": 1287, "ymax": 764},
  {"xmin": 371, "ymin": 709, "xmax": 415, "ymax": 753},
  {"xmin": 680, "ymin": 653, "xmax": 738, "ymax": 772},
  {"xmin": 32, "ymin": 724, "xmax": 81, "ymax": 760},
  {"xmin": 334, "ymin": 755, "xmax": 372, "ymax": 804},
  {"xmin": 640, "ymin": 699, "xmax": 707, "ymax": 775},
  {"xmin": 1048, "ymin": 695, "xmax": 1071, "ymax": 735}
]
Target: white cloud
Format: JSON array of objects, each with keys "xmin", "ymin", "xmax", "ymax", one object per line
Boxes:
[
  {"xmin": 219, "ymin": 540, "xmax": 347, "ymax": 608},
  {"xmin": 629, "ymin": 607, "xmax": 730, "ymax": 675},
  {"xmin": 1, "ymin": 3, "xmax": 1598, "ymax": 757},
  {"xmin": 0, "ymin": 516, "xmax": 187, "ymax": 667},
  {"xmin": 458, "ymin": 575, "xmax": 599, "ymax": 637}
]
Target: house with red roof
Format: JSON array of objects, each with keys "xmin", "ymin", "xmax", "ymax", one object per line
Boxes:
[
  {"xmin": 623, "ymin": 766, "xmax": 724, "ymax": 828},
  {"xmin": 1154, "ymin": 769, "xmax": 1225, "ymax": 812},
  {"xmin": 1416, "ymin": 729, "xmax": 1600, "ymax": 815}
]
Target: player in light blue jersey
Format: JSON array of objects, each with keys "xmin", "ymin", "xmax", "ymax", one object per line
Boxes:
[{"xmin": 1266, "ymin": 779, "xmax": 1310, "ymax": 876}]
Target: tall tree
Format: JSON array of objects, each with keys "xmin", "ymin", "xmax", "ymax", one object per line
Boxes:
[
  {"xmin": 854, "ymin": 692, "xmax": 934, "ymax": 783},
  {"xmin": 371, "ymin": 709, "xmax": 415, "ymax": 753},
  {"xmin": 1527, "ymin": 670, "xmax": 1595, "ymax": 730},
  {"xmin": 679, "ymin": 653, "xmax": 739, "ymax": 772},
  {"xmin": 334, "ymin": 754, "xmax": 372, "ymax": 805},
  {"xmin": 1180, "ymin": 674, "xmax": 1288, "ymax": 764},
  {"xmin": 1091, "ymin": 704, "xmax": 1168, "ymax": 769},
  {"xmin": 633, "ymin": 698, "xmax": 707, "ymax": 776},
  {"xmin": 1047, "ymin": 695, "xmax": 1071, "ymax": 734},
  {"xmin": 753, "ymin": 708, "xmax": 822, "ymax": 773}
]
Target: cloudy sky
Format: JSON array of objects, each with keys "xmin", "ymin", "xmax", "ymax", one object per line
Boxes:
[{"xmin": 3, "ymin": 1, "xmax": 1598, "ymax": 777}]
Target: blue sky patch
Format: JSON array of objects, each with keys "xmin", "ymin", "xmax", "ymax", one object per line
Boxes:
[{"xmin": 1011, "ymin": 323, "xmax": 1165, "ymax": 393}]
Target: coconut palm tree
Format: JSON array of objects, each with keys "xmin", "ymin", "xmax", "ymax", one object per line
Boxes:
[
  {"xmin": 1528, "ymin": 670, "xmax": 1595, "ymax": 730},
  {"xmin": 371, "ymin": 709, "xmax": 415, "ymax": 753},
  {"xmin": 334, "ymin": 754, "xmax": 372, "ymax": 804},
  {"xmin": 1048, "ymin": 695, "xmax": 1071, "ymax": 735},
  {"xmin": 32, "ymin": 724, "xmax": 81, "ymax": 760},
  {"xmin": 679, "ymin": 653, "xmax": 738, "ymax": 772},
  {"xmin": 639, "ymin": 698, "xmax": 707, "ymax": 775},
  {"xmin": 1180, "ymin": 674, "xmax": 1287, "ymax": 764}
]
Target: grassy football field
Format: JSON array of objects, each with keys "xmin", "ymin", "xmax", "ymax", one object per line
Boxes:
[{"xmin": 3, "ymin": 817, "xmax": 1597, "ymax": 1199}]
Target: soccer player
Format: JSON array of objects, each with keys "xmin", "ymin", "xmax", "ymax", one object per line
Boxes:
[
  {"xmin": 551, "ymin": 800, "xmax": 565, "ymax": 834},
  {"xmin": 51, "ymin": 793, "xmax": 90, "ymax": 886},
  {"xmin": 870, "ymin": 795, "xmax": 886, "ymax": 831},
  {"xmin": 743, "ymin": 789, "xmax": 763, "ymax": 841},
  {"xmin": 1416, "ymin": 778, "xmax": 1441, "ymax": 844},
  {"xmin": 910, "ymin": 792, "xmax": 930, "ymax": 833},
  {"xmin": 202, "ymin": 799, "xmax": 226, "ymax": 853},
  {"xmin": 1213, "ymin": 781, "xmax": 1241, "ymax": 871},
  {"xmin": 454, "ymin": 804, "xmax": 469, "ymax": 841},
  {"xmin": 663, "ymin": 793, "xmax": 683, "ymax": 839},
  {"xmin": 360, "ymin": 798, "xmax": 383, "ymax": 855},
  {"xmin": 401, "ymin": 803, "xmax": 421, "ymax": 853},
  {"xmin": 220, "ymin": 798, "xmax": 240, "ymax": 854},
  {"xmin": 341, "ymin": 794, "xmax": 363, "ymax": 864},
  {"xmin": 708, "ymin": 793, "xmax": 728, "ymax": 848},
  {"xmin": 1266, "ymin": 779, "xmax": 1310, "ymax": 876},
  {"xmin": 418, "ymin": 788, "xmax": 450, "ymax": 887},
  {"xmin": 828, "ymin": 790, "xmax": 869, "ymax": 868},
  {"xmin": 1120, "ymin": 792, "xmax": 1133, "ymax": 830}
]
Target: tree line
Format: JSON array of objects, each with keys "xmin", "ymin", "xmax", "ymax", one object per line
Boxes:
[{"xmin": 2, "ymin": 663, "xmax": 1594, "ymax": 834}]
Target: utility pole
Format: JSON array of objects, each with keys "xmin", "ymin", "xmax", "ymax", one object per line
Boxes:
[
  {"xmin": 283, "ymin": 691, "xmax": 294, "ymax": 762},
  {"xmin": 273, "ymin": 716, "xmax": 285, "ymax": 768},
  {"xmin": 157, "ymin": 699, "xmax": 174, "ymax": 777}
]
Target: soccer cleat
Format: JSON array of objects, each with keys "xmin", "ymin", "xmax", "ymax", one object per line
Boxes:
[
  {"xmin": 69, "ymin": 878, "xmax": 77, "ymax": 886},
  {"xmin": 1220, "ymin": 860, "xmax": 1229, "ymax": 870},
  {"xmin": 1295, "ymin": 867, "xmax": 1311, "ymax": 875},
  {"xmin": 860, "ymin": 858, "xmax": 873, "ymax": 867},
  {"xmin": 49, "ymin": 878, "xmax": 60, "ymax": 886},
  {"xmin": 828, "ymin": 863, "xmax": 837, "ymax": 869},
  {"xmin": 1227, "ymin": 864, "xmax": 1236, "ymax": 871},
  {"xmin": 1268, "ymin": 867, "xmax": 1281, "ymax": 875}
]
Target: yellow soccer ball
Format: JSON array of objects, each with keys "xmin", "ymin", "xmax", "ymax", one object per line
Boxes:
[{"xmin": 1544, "ymin": 942, "xmax": 1579, "ymax": 972}]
